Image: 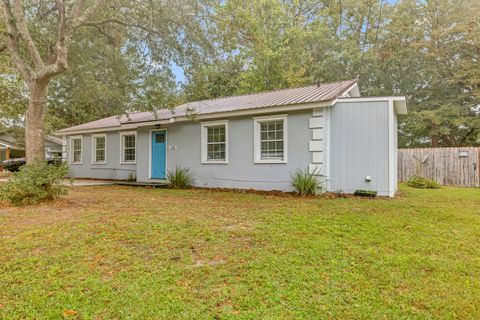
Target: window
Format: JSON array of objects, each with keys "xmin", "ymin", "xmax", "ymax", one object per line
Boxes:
[
  {"xmin": 69, "ymin": 136, "xmax": 83, "ymax": 164},
  {"xmin": 201, "ymin": 120, "xmax": 228, "ymax": 164},
  {"xmin": 253, "ymin": 115, "xmax": 288, "ymax": 163},
  {"xmin": 120, "ymin": 131, "xmax": 136, "ymax": 164},
  {"xmin": 92, "ymin": 134, "xmax": 107, "ymax": 164}
]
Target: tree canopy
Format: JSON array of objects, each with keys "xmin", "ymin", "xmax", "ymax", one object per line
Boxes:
[{"xmin": 1, "ymin": 0, "xmax": 479, "ymax": 148}]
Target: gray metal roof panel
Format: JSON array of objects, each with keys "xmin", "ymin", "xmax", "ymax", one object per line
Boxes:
[{"xmin": 57, "ymin": 79, "xmax": 356, "ymax": 133}]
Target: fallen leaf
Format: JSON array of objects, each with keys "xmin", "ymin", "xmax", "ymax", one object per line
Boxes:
[{"xmin": 63, "ymin": 309, "xmax": 78, "ymax": 318}]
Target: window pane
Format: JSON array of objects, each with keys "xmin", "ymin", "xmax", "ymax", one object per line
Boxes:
[
  {"xmin": 73, "ymin": 150, "xmax": 81, "ymax": 162},
  {"xmin": 276, "ymin": 141, "xmax": 283, "ymax": 150},
  {"xmin": 259, "ymin": 120, "xmax": 284, "ymax": 160},
  {"xmin": 73, "ymin": 139, "xmax": 81, "ymax": 150},
  {"xmin": 207, "ymin": 125, "xmax": 225, "ymax": 144},
  {"xmin": 206, "ymin": 125, "xmax": 226, "ymax": 161},
  {"xmin": 96, "ymin": 149, "xmax": 105, "ymax": 162},
  {"xmin": 124, "ymin": 135, "xmax": 135, "ymax": 148},
  {"xmin": 96, "ymin": 137, "xmax": 105, "ymax": 149},
  {"xmin": 124, "ymin": 148, "xmax": 135, "ymax": 161},
  {"xmin": 72, "ymin": 138, "xmax": 82, "ymax": 162},
  {"xmin": 123, "ymin": 134, "xmax": 136, "ymax": 162}
]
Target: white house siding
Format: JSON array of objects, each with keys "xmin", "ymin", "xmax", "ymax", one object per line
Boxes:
[
  {"xmin": 66, "ymin": 131, "xmax": 136, "ymax": 180},
  {"xmin": 329, "ymin": 100, "xmax": 394, "ymax": 196},
  {"xmin": 65, "ymin": 101, "xmax": 400, "ymax": 196},
  {"xmin": 136, "ymin": 110, "xmax": 312, "ymax": 191}
]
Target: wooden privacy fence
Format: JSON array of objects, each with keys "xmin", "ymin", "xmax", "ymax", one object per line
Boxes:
[{"xmin": 398, "ymin": 147, "xmax": 480, "ymax": 187}]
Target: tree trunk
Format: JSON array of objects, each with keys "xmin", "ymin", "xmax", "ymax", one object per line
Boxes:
[
  {"xmin": 430, "ymin": 122, "xmax": 439, "ymax": 147},
  {"xmin": 25, "ymin": 79, "xmax": 49, "ymax": 163}
]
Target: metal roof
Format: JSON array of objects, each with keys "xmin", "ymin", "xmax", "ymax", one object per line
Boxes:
[{"xmin": 57, "ymin": 79, "xmax": 357, "ymax": 134}]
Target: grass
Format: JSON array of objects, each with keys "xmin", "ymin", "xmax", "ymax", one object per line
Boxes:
[{"xmin": 0, "ymin": 185, "xmax": 479, "ymax": 319}]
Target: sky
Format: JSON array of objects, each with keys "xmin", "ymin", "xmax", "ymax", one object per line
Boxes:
[{"xmin": 171, "ymin": 62, "xmax": 186, "ymax": 84}]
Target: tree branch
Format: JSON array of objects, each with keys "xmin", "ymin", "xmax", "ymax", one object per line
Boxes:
[
  {"xmin": 36, "ymin": 0, "xmax": 106, "ymax": 80},
  {"xmin": 36, "ymin": 0, "xmax": 68, "ymax": 80},
  {"xmin": 71, "ymin": 0, "xmax": 106, "ymax": 28},
  {"xmin": 0, "ymin": 0, "xmax": 32, "ymax": 82},
  {"xmin": 12, "ymin": 0, "xmax": 44, "ymax": 69},
  {"xmin": 80, "ymin": 19, "xmax": 162, "ymax": 36}
]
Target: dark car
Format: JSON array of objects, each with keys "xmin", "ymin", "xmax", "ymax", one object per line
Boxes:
[{"xmin": 2, "ymin": 156, "xmax": 60, "ymax": 172}]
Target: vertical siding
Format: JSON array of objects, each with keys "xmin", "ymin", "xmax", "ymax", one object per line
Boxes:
[
  {"xmin": 398, "ymin": 147, "xmax": 480, "ymax": 187},
  {"xmin": 393, "ymin": 111, "xmax": 398, "ymax": 191},
  {"xmin": 329, "ymin": 101, "xmax": 391, "ymax": 196}
]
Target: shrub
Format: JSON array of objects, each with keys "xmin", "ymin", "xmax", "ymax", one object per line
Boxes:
[
  {"xmin": 167, "ymin": 167, "xmax": 193, "ymax": 189},
  {"xmin": 291, "ymin": 168, "xmax": 322, "ymax": 196},
  {"xmin": 407, "ymin": 175, "xmax": 440, "ymax": 189},
  {"xmin": 0, "ymin": 161, "xmax": 69, "ymax": 206}
]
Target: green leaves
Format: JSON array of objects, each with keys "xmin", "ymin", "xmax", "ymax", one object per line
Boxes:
[
  {"xmin": 167, "ymin": 167, "xmax": 194, "ymax": 189},
  {"xmin": 1, "ymin": 0, "xmax": 478, "ymax": 147},
  {"xmin": 290, "ymin": 168, "xmax": 322, "ymax": 196},
  {"xmin": 183, "ymin": 0, "xmax": 480, "ymax": 147},
  {"xmin": 0, "ymin": 161, "xmax": 68, "ymax": 206}
]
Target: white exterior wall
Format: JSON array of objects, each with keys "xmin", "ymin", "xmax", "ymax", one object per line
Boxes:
[
  {"xmin": 329, "ymin": 100, "xmax": 397, "ymax": 196},
  {"xmin": 136, "ymin": 111, "xmax": 312, "ymax": 191},
  {"xmin": 64, "ymin": 99, "xmax": 401, "ymax": 196}
]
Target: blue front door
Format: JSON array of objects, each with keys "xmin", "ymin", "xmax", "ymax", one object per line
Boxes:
[{"xmin": 151, "ymin": 130, "xmax": 167, "ymax": 179}]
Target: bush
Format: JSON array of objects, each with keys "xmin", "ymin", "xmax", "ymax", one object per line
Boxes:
[
  {"xmin": 0, "ymin": 161, "xmax": 69, "ymax": 206},
  {"xmin": 167, "ymin": 167, "xmax": 193, "ymax": 189},
  {"xmin": 407, "ymin": 175, "xmax": 440, "ymax": 189},
  {"xmin": 291, "ymin": 168, "xmax": 322, "ymax": 196}
]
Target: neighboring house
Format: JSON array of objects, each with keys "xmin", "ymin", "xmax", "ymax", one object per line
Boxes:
[
  {"xmin": 0, "ymin": 133, "xmax": 24, "ymax": 163},
  {"xmin": 43, "ymin": 135, "xmax": 64, "ymax": 159},
  {"xmin": 0, "ymin": 133, "xmax": 63, "ymax": 163},
  {"xmin": 56, "ymin": 80, "xmax": 407, "ymax": 197}
]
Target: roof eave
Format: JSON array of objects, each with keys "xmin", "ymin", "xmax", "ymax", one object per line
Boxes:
[{"xmin": 335, "ymin": 96, "xmax": 407, "ymax": 114}]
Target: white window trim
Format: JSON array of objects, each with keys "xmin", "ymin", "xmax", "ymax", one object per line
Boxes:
[
  {"xmin": 253, "ymin": 114, "xmax": 288, "ymax": 164},
  {"xmin": 69, "ymin": 135, "xmax": 83, "ymax": 165},
  {"xmin": 119, "ymin": 131, "xmax": 137, "ymax": 164},
  {"xmin": 91, "ymin": 133, "xmax": 107, "ymax": 164},
  {"xmin": 201, "ymin": 120, "xmax": 229, "ymax": 164}
]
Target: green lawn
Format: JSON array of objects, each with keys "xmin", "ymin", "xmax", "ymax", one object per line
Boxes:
[{"xmin": 0, "ymin": 185, "xmax": 479, "ymax": 319}]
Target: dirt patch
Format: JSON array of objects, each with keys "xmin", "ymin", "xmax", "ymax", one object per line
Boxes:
[{"xmin": 191, "ymin": 186, "xmax": 298, "ymax": 198}]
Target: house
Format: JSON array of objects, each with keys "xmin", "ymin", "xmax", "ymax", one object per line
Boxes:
[
  {"xmin": 0, "ymin": 133, "xmax": 24, "ymax": 163},
  {"xmin": 56, "ymin": 80, "xmax": 407, "ymax": 197},
  {"xmin": 0, "ymin": 133, "xmax": 63, "ymax": 163}
]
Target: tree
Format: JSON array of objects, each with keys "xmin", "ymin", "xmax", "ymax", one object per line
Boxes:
[
  {"xmin": 183, "ymin": 0, "xmax": 479, "ymax": 147},
  {"xmin": 1, "ymin": 0, "xmax": 106, "ymax": 162},
  {"xmin": 0, "ymin": 0, "xmax": 210, "ymax": 161}
]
